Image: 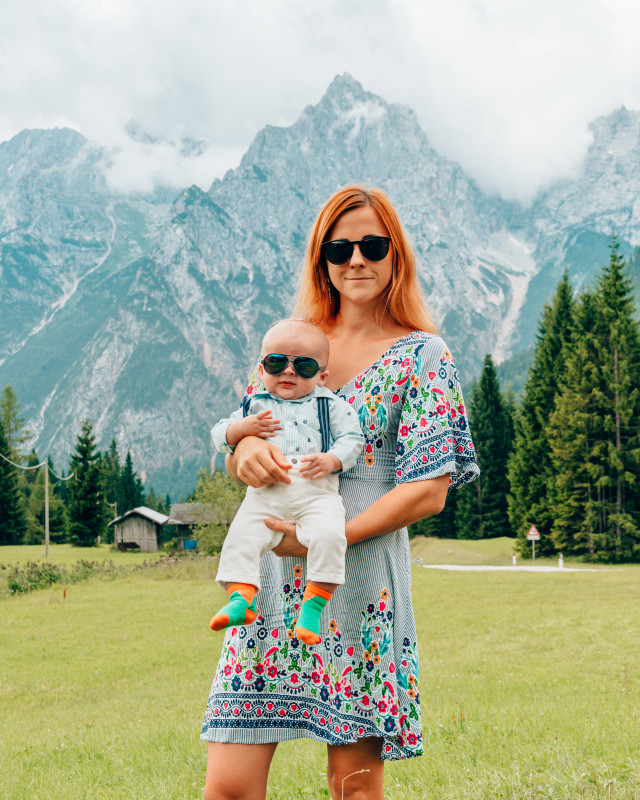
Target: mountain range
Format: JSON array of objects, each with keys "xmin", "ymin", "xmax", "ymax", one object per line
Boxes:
[{"xmin": 1, "ymin": 74, "xmax": 639, "ymax": 496}]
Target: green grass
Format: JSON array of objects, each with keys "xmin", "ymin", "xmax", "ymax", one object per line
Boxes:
[
  {"xmin": 410, "ymin": 535, "xmax": 519, "ymax": 566},
  {"xmin": 408, "ymin": 536, "xmax": 624, "ymax": 568},
  {"xmin": 1, "ymin": 560, "xmax": 639, "ymax": 798},
  {"xmin": 0, "ymin": 543, "xmax": 164, "ymax": 567}
]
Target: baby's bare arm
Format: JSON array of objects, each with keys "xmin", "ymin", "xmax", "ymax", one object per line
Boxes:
[{"xmin": 225, "ymin": 410, "xmax": 281, "ymax": 446}]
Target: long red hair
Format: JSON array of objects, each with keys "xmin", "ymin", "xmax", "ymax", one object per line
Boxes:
[{"xmin": 293, "ymin": 186, "xmax": 437, "ymax": 333}]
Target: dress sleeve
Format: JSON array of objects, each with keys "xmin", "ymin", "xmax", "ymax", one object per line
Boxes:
[
  {"xmin": 244, "ymin": 359, "xmax": 265, "ymax": 397},
  {"xmin": 394, "ymin": 338, "xmax": 479, "ymax": 490}
]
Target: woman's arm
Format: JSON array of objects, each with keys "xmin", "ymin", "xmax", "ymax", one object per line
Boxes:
[
  {"xmin": 269, "ymin": 474, "xmax": 450, "ymax": 555},
  {"xmin": 346, "ymin": 474, "xmax": 449, "ymax": 545},
  {"xmin": 226, "ymin": 436, "xmax": 291, "ymax": 488}
]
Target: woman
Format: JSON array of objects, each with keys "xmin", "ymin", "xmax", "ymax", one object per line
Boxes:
[{"xmin": 202, "ymin": 186, "xmax": 479, "ymax": 800}]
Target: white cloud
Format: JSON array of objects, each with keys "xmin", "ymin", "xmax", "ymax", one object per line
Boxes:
[
  {"xmin": 102, "ymin": 137, "xmax": 246, "ymax": 195},
  {"xmin": 1, "ymin": 0, "xmax": 639, "ymax": 199},
  {"xmin": 379, "ymin": 0, "xmax": 640, "ymax": 201}
]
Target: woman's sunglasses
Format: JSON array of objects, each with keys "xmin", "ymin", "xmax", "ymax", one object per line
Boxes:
[
  {"xmin": 261, "ymin": 353, "xmax": 323, "ymax": 379},
  {"xmin": 321, "ymin": 235, "xmax": 391, "ymax": 265}
]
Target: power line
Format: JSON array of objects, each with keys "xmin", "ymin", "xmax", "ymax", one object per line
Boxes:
[
  {"xmin": 0, "ymin": 452, "xmax": 74, "ymax": 556},
  {"xmin": 0, "ymin": 453, "xmax": 43, "ymax": 470}
]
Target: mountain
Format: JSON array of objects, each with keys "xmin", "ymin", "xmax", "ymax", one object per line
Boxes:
[
  {"xmin": 0, "ymin": 129, "xmax": 168, "ymax": 361},
  {"xmin": 1, "ymin": 75, "xmax": 639, "ymax": 496},
  {"xmin": 509, "ymin": 105, "xmax": 640, "ymax": 350}
]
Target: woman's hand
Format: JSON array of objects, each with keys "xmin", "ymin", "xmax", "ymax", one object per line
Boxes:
[
  {"xmin": 230, "ymin": 436, "xmax": 291, "ymax": 488},
  {"xmin": 268, "ymin": 519, "xmax": 309, "ymax": 558}
]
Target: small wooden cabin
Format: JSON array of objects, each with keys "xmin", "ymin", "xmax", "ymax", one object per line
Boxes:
[
  {"xmin": 167, "ymin": 503, "xmax": 218, "ymax": 549},
  {"xmin": 108, "ymin": 506, "xmax": 169, "ymax": 553}
]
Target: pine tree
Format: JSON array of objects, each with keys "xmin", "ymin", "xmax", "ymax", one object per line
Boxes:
[
  {"xmin": 102, "ymin": 439, "xmax": 121, "ymax": 510},
  {"xmin": 508, "ymin": 273, "xmax": 574, "ymax": 556},
  {"xmin": 68, "ymin": 419, "xmax": 106, "ymax": 547},
  {"xmin": 17, "ymin": 450, "xmax": 42, "ymax": 535},
  {"xmin": 144, "ymin": 487, "xmax": 168, "ymax": 515},
  {"xmin": 119, "ymin": 451, "xmax": 145, "ymax": 514},
  {"xmin": 595, "ymin": 240, "xmax": 640, "ymax": 559},
  {"xmin": 548, "ymin": 241, "xmax": 640, "ymax": 560},
  {"xmin": 100, "ymin": 439, "xmax": 121, "ymax": 542},
  {"xmin": 23, "ymin": 468, "xmax": 68, "ymax": 545},
  {"xmin": 455, "ymin": 355, "xmax": 513, "ymax": 539},
  {"xmin": 548, "ymin": 291, "xmax": 604, "ymax": 557},
  {"xmin": 50, "ymin": 456, "xmax": 73, "ymax": 509},
  {"xmin": 0, "ymin": 386, "xmax": 30, "ymax": 460},
  {"xmin": 0, "ymin": 419, "xmax": 27, "ymax": 544}
]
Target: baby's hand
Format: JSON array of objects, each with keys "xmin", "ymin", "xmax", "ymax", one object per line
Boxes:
[
  {"xmin": 299, "ymin": 452, "xmax": 342, "ymax": 480},
  {"xmin": 244, "ymin": 410, "xmax": 281, "ymax": 439}
]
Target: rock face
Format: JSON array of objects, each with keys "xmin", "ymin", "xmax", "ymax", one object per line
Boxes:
[{"xmin": 0, "ymin": 75, "xmax": 639, "ymax": 494}]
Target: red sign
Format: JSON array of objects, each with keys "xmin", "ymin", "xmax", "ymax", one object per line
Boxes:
[{"xmin": 527, "ymin": 525, "xmax": 540, "ymax": 540}]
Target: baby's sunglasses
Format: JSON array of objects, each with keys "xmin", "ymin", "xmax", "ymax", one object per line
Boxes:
[
  {"xmin": 321, "ymin": 235, "xmax": 391, "ymax": 265},
  {"xmin": 261, "ymin": 353, "xmax": 323, "ymax": 379}
]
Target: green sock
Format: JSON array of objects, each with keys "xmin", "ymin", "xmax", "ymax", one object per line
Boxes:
[
  {"xmin": 210, "ymin": 592, "xmax": 257, "ymax": 631},
  {"xmin": 295, "ymin": 594, "xmax": 328, "ymax": 644}
]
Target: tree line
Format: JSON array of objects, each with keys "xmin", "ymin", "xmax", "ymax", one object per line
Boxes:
[
  {"xmin": 0, "ymin": 402, "xmax": 170, "ymax": 547},
  {"xmin": 2, "ymin": 240, "xmax": 639, "ymax": 560},
  {"xmin": 411, "ymin": 239, "xmax": 640, "ymax": 562}
]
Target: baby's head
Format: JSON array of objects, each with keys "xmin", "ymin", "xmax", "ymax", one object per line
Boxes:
[{"xmin": 258, "ymin": 319, "xmax": 330, "ymax": 400}]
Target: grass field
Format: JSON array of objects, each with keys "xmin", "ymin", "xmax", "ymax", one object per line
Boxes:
[
  {"xmin": 0, "ymin": 543, "xmax": 164, "ymax": 567},
  {"xmin": 408, "ymin": 536, "xmax": 625, "ymax": 568},
  {"xmin": 0, "ymin": 537, "xmax": 619, "ymax": 571},
  {"xmin": 1, "ymin": 547, "xmax": 639, "ymax": 799}
]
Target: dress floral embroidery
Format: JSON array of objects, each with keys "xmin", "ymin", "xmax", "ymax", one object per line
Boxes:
[{"xmin": 202, "ymin": 331, "xmax": 479, "ymax": 760}]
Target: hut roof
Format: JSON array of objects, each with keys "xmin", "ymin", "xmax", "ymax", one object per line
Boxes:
[
  {"xmin": 108, "ymin": 506, "xmax": 170, "ymax": 527},
  {"xmin": 167, "ymin": 503, "xmax": 218, "ymax": 526}
]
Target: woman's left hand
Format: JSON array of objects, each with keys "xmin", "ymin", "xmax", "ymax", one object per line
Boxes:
[{"xmin": 267, "ymin": 518, "xmax": 308, "ymax": 557}]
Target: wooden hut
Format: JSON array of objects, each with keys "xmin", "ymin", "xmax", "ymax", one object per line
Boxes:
[
  {"xmin": 166, "ymin": 503, "xmax": 218, "ymax": 549},
  {"xmin": 108, "ymin": 506, "xmax": 169, "ymax": 552}
]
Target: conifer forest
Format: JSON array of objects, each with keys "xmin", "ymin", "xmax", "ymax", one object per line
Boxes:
[{"xmin": 409, "ymin": 240, "xmax": 640, "ymax": 561}]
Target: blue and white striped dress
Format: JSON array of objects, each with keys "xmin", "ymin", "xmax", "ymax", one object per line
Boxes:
[{"xmin": 201, "ymin": 331, "xmax": 479, "ymax": 760}]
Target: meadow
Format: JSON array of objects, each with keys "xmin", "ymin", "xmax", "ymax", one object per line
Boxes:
[
  {"xmin": 0, "ymin": 543, "xmax": 164, "ymax": 567},
  {"xmin": 1, "ymin": 542, "xmax": 639, "ymax": 799}
]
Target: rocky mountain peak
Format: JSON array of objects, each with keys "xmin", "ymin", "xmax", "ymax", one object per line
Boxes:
[
  {"xmin": 1, "ymin": 76, "xmax": 639, "ymax": 496},
  {"xmin": 316, "ymin": 71, "xmax": 387, "ymax": 115},
  {"xmin": 0, "ymin": 126, "xmax": 88, "ymax": 161}
]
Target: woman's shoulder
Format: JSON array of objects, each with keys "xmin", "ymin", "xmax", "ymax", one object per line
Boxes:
[{"xmin": 396, "ymin": 329, "xmax": 447, "ymax": 353}]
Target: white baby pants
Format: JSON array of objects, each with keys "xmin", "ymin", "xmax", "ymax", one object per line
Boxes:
[{"xmin": 216, "ymin": 464, "xmax": 346, "ymax": 589}]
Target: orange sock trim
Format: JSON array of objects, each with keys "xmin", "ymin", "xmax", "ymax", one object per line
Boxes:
[
  {"xmin": 303, "ymin": 582, "xmax": 333, "ymax": 603},
  {"xmin": 228, "ymin": 582, "xmax": 257, "ymax": 604}
]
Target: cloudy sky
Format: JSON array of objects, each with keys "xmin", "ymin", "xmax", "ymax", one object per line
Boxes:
[{"xmin": 1, "ymin": 0, "xmax": 639, "ymax": 202}]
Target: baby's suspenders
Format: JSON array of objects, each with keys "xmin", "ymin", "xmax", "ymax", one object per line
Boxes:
[{"xmin": 241, "ymin": 396, "xmax": 331, "ymax": 453}]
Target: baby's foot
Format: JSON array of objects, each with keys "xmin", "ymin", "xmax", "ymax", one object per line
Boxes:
[
  {"xmin": 210, "ymin": 593, "xmax": 258, "ymax": 631},
  {"xmin": 294, "ymin": 588, "xmax": 331, "ymax": 646}
]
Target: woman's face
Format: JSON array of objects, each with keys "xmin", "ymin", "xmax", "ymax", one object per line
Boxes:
[{"xmin": 325, "ymin": 206, "xmax": 393, "ymax": 312}]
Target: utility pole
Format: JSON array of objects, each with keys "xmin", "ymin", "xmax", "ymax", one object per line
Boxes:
[
  {"xmin": 45, "ymin": 466, "xmax": 49, "ymax": 557},
  {"xmin": 0, "ymin": 453, "xmax": 74, "ymax": 555}
]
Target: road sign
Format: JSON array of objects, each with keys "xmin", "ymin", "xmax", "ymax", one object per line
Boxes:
[{"xmin": 527, "ymin": 525, "xmax": 540, "ymax": 540}]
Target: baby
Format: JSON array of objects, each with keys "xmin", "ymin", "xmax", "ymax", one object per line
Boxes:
[{"xmin": 210, "ymin": 319, "xmax": 364, "ymax": 645}]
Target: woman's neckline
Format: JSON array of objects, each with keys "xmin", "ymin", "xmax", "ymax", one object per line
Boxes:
[{"xmin": 332, "ymin": 330, "xmax": 426, "ymax": 394}]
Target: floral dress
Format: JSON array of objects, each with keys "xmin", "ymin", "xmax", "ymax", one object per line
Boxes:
[{"xmin": 201, "ymin": 331, "xmax": 479, "ymax": 760}]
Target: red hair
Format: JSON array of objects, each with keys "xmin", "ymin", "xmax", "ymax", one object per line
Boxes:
[{"xmin": 293, "ymin": 186, "xmax": 437, "ymax": 333}]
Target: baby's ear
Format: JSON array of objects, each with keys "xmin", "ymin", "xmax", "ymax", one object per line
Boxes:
[
  {"xmin": 318, "ymin": 368, "xmax": 329, "ymax": 385},
  {"xmin": 258, "ymin": 363, "xmax": 264, "ymax": 378}
]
